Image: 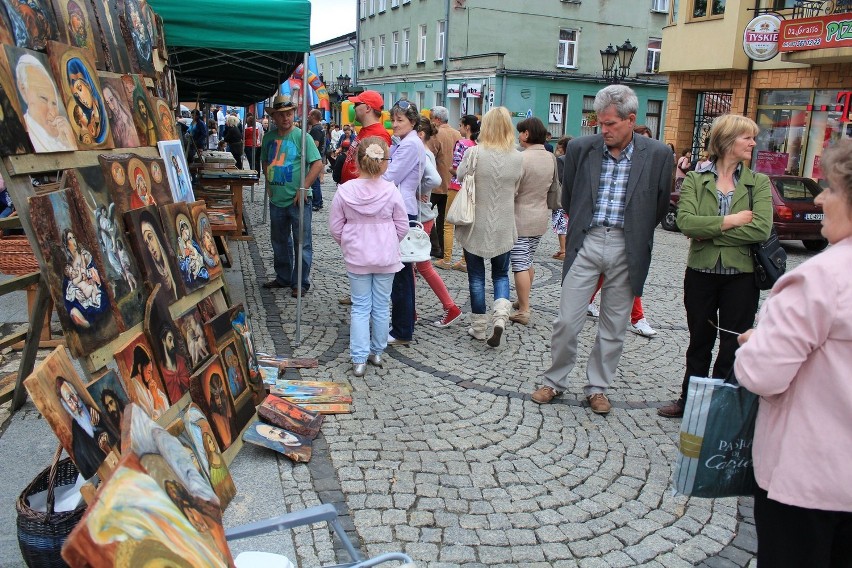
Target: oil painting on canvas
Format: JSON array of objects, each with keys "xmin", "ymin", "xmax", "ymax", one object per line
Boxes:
[
  {"xmin": 1, "ymin": 0, "xmax": 58, "ymax": 50},
  {"xmin": 0, "ymin": 46, "xmax": 32, "ymax": 155},
  {"xmin": 113, "ymin": 331, "xmax": 170, "ymax": 420},
  {"xmin": 98, "ymin": 74, "xmax": 140, "ymax": 147},
  {"xmin": 121, "ymin": 73, "xmax": 156, "ymax": 145},
  {"xmin": 86, "ymin": 367, "xmax": 130, "ymax": 446},
  {"xmin": 50, "ymin": 0, "xmax": 104, "ymax": 67},
  {"xmin": 90, "ymin": 0, "xmax": 131, "ymax": 73},
  {"xmin": 181, "ymin": 403, "xmax": 236, "ymax": 507},
  {"xmin": 123, "ymin": 204, "xmax": 181, "ymax": 302},
  {"xmin": 189, "ymin": 356, "xmax": 237, "ymax": 452},
  {"xmin": 175, "ymin": 307, "xmax": 209, "ymax": 372},
  {"xmin": 143, "ymin": 283, "xmax": 192, "ymax": 404},
  {"xmin": 160, "ymin": 201, "xmax": 209, "ymax": 295},
  {"xmin": 242, "ymin": 420, "xmax": 312, "ymax": 463},
  {"xmin": 158, "ymin": 138, "xmax": 194, "ymax": 202},
  {"xmin": 189, "ymin": 200, "xmax": 222, "ymax": 281}
]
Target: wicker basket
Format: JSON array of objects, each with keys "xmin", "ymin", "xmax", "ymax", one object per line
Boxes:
[
  {"xmin": 16, "ymin": 446, "xmax": 87, "ymax": 568},
  {"xmin": 0, "ymin": 234, "xmax": 39, "ymax": 276}
]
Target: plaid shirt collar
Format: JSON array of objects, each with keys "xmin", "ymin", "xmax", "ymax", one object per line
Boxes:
[{"xmin": 602, "ymin": 136, "xmax": 635, "ymax": 162}]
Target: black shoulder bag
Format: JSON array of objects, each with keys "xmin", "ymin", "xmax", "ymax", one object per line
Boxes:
[{"xmin": 748, "ymin": 186, "xmax": 787, "ymax": 290}]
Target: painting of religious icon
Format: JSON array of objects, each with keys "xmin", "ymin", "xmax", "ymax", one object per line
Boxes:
[
  {"xmin": 99, "ymin": 154, "xmax": 173, "ymax": 215},
  {"xmin": 89, "ymin": 0, "xmax": 131, "ymax": 73},
  {"xmin": 256, "ymin": 394, "xmax": 323, "ymax": 439},
  {"xmin": 28, "ymin": 188, "xmax": 122, "ymax": 357},
  {"xmin": 175, "ymin": 307, "xmax": 209, "ymax": 372},
  {"xmin": 114, "ymin": 331, "xmax": 170, "ymax": 420},
  {"xmin": 118, "ymin": 0, "xmax": 153, "ymax": 74},
  {"xmin": 5, "ymin": 45, "xmax": 77, "ymax": 152},
  {"xmin": 1, "ymin": 0, "xmax": 59, "ymax": 50},
  {"xmin": 197, "ymin": 289, "xmax": 227, "ymax": 324},
  {"xmin": 98, "ymin": 74, "xmax": 139, "ymax": 147},
  {"xmin": 242, "ymin": 420, "xmax": 312, "ymax": 463},
  {"xmin": 160, "ymin": 201, "xmax": 209, "ymax": 295},
  {"xmin": 204, "ymin": 305, "xmax": 263, "ymax": 414},
  {"xmin": 0, "ymin": 46, "xmax": 32, "ymax": 155},
  {"xmin": 153, "ymin": 10, "xmax": 166, "ymax": 58},
  {"xmin": 217, "ymin": 338, "xmax": 251, "ymax": 419},
  {"xmin": 0, "ymin": 5, "xmax": 16, "ymax": 46},
  {"xmin": 189, "ymin": 200, "xmax": 222, "ymax": 281},
  {"xmin": 159, "ymin": 65, "xmax": 177, "ymax": 110},
  {"xmin": 158, "ymin": 139, "xmax": 195, "ymax": 202},
  {"xmin": 24, "ymin": 346, "xmax": 120, "ymax": 481},
  {"xmin": 150, "ymin": 95, "xmax": 177, "ymax": 140},
  {"xmin": 61, "ymin": 451, "xmax": 233, "ymax": 568},
  {"xmin": 47, "ymin": 41, "xmax": 113, "ymax": 150},
  {"xmin": 50, "ymin": 0, "xmax": 104, "ymax": 67},
  {"xmin": 229, "ymin": 306, "xmax": 260, "ymax": 387},
  {"xmin": 181, "ymin": 403, "xmax": 236, "ymax": 506},
  {"xmin": 124, "ymin": 204, "xmax": 182, "ymax": 302},
  {"xmin": 121, "ymin": 73, "xmax": 156, "ymax": 145},
  {"xmin": 144, "ymin": 283, "xmax": 192, "ymax": 404},
  {"xmin": 189, "ymin": 356, "xmax": 237, "ymax": 452},
  {"xmin": 86, "ymin": 367, "xmax": 130, "ymax": 446}
]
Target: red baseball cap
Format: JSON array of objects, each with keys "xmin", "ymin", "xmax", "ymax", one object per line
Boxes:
[{"xmin": 348, "ymin": 90, "xmax": 383, "ymax": 110}]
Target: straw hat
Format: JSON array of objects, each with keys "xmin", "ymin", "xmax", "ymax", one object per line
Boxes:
[{"xmin": 267, "ymin": 95, "xmax": 296, "ymax": 115}]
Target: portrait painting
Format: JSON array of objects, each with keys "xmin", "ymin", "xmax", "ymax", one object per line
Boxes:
[
  {"xmin": 228, "ymin": 306, "xmax": 261, "ymax": 396},
  {"xmin": 159, "ymin": 65, "xmax": 177, "ymax": 109},
  {"xmin": 217, "ymin": 338, "xmax": 253, "ymax": 424},
  {"xmin": 113, "ymin": 331, "xmax": 170, "ymax": 420},
  {"xmin": 0, "ymin": 47, "xmax": 32, "ymax": 155},
  {"xmin": 256, "ymin": 394, "xmax": 323, "ymax": 440},
  {"xmin": 159, "ymin": 201, "xmax": 208, "ymax": 295},
  {"xmin": 181, "ymin": 403, "xmax": 236, "ymax": 507},
  {"xmin": 189, "ymin": 200, "xmax": 223, "ymax": 281},
  {"xmin": 1, "ymin": 0, "xmax": 59, "ymax": 50},
  {"xmin": 61, "ymin": 452, "xmax": 233, "ymax": 568},
  {"xmin": 28, "ymin": 187, "xmax": 122, "ymax": 357},
  {"xmin": 121, "ymin": 73, "xmax": 156, "ymax": 145},
  {"xmin": 123, "ymin": 204, "xmax": 182, "ymax": 302},
  {"xmin": 5, "ymin": 45, "xmax": 77, "ymax": 152},
  {"xmin": 144, "ymin": 283, "xmax": 192, "ymax": 404},
  {"xmin": 175, "ymin": 307, "xmax": 209, "ymax": 372},
  {"xmin": 197, "ymin": 289, "xmax": 227, "ymax": 323},
  {"xmin": 98, "ymin": 74, "xmax": 139, "ymax": 147},
  {"xmin": 24, "ymin": 346, "xmax": 120, "ymax": 480},
  {"xmin": 158, "ymin": 138, "xmax": 194, "ymax": 202},
  {"xmin": 189, "ymin": 356, "xmax": 237, "ymax": 452},
  {"xmin": 242, "ymin": 421, "xmax": 312, "ymax": 463},
  {"xmin": 150, "ymin": 96, "xmax": 177, "ymax": 141},
  {"xmin": 66, "ymin": 167, "xmax": 144, "ymax": 328},
  {"xmin": 118, "ymin": 0, "xmax": 153, "ymax": 74},
  {"xmin": 50, "ymin": 0, "xmax": 104, "ymax": 67},
  {"xmin": 86, "ymin": 367, "xmax": 130, "ymax": 446},
  {"xmin": 204, "ymin": 304, "xmax": 264, "ymax": 405},
  {"xmin": 89, "ymin": 0, "xmax": 131, "ymax": 73},
  {"xmin": 99, "ymin": 153, "xmax": 173, "ymax": 215},
  {"xmin": 46, "ymin": 41, "xmax": 113, "ymax": 149}
]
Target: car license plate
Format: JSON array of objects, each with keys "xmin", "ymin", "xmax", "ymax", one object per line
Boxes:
[{"xmin": 804, "ymin": 213, "xmax": 824, "ymax": 221}]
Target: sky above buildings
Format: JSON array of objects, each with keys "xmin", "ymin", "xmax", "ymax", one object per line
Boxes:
[{"xmin": 310, "ymin": 0, "xmax": 357, "ymax": 44}]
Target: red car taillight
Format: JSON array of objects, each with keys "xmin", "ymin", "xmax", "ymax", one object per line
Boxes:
[{"xmin": 774, "ymin": 205, "xmax": 793, "ymax": 221}]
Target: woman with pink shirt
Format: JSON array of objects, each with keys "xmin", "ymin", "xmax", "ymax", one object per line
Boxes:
[
  {"xmin": 329, "ymin": 137, "xmax": 409, "ymax": 377},
  {"xmin": 734, "ymin": 138, "xmax": 852, "ymax": 567}
]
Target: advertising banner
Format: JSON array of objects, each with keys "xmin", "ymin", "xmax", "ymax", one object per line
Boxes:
[{"xmin": 779, "ymin": 13, "xmax": 852, "ymax": 52}]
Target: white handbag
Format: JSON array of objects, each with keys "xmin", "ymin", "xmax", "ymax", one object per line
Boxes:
[
  {"xmin": 445, "ymin": 147, "xmax": 477, "ymax": 226},
  {"xmin": 399, "ymin": 221, "xmax": 431, "ymax": 263}
]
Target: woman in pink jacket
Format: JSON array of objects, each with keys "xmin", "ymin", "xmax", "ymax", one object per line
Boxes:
[
  {"xmin": 734, "ymin": 138, "xmax": 852, "ymax": 567},
  {"xmin": 329, "ymin": 137, "xmax": 409, "ymax": 377}
]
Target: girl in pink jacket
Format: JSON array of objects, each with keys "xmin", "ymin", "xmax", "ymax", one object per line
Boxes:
[{"xmin": 329, "ymin": 137, "xmax": 409, "ymax": 377}]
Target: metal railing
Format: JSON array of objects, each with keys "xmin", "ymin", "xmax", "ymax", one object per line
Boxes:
[{"xmin": 792, "ymin": 0, "xmax": 852, "ymax": 18}]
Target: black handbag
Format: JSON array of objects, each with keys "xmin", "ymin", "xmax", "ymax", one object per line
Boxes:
[{"xmin": 748, "ymin": 186, "xmax": 787, "ymax": 290}]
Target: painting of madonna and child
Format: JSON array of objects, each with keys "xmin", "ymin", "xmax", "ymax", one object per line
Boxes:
[
  {"xmin": 28, "ymin": 187, "xmax": 123, "ymax": 357},
  {"xmin": 159, "ymin": 201, "xmax": 209, "ymax": 295}
]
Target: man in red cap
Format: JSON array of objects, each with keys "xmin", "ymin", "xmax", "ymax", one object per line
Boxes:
[{"xmin": 339, "ymin": 90, "xmax": 391, "ymax": 184}]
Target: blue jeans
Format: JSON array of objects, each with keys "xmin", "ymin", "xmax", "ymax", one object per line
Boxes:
[
  {"xmin": 390, "ymin": 215, "xmax": 418, "ymax": 340},
  {"xmin": 311, "ymin": 177, "xmax": 323, "ymax": 208},
  {"xmin": 269, "ymin": 201, "xmax": 312, "ymax": 290},
  {"xmin": 348, "ymin": 272, "xmax": 394, "ymax": 363},
  {"xmin": 464, "ymin": 250, "xmax": 511, "ymax": 314}
]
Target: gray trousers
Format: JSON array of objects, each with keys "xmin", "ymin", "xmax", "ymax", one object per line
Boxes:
[{"xmin": 542, "ymin": 227, "xmax": 633, "ymax": 396}]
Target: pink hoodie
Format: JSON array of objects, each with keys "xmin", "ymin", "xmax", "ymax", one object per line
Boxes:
[{"xmin": 329, "ymin": 177, "xmax": 409, "ymax": 274}]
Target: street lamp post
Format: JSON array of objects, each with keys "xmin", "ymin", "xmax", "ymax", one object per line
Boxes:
[{"xmin": 600, "ymin": 39, "xmax": 637, "ymax": 84}]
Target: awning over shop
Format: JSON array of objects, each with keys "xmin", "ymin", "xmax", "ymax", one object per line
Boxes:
[{"xmin": 147, "ymin": 0, "xmax": 311, "ymax": 105}]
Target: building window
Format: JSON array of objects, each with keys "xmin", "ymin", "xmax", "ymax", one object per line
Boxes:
[
  {"xmin": 403, "ymin": 0, "xmax": 410, "ymax": 4},
  {"xmin": 436, "ymin": 20, "xmax": 446, "ymax": 60},
  {"xmin": 670, "ymin": 0, "xmax": 680, "ymax": 24},
  {"xmin": 369, "ymin": 0, "xmax": 375, "ymax": 15},
  {"xmin": 339, "ymin": 59, "xmax": 343, "ymax": 77},
  {"xmin": 319, "ymin": 63, "xmax": 324, "ymax": 79},
  {"xmin": 416, "ymin": 91, "xmax": 424, "ymax": 109},
  {"xmin": 349, "ymin": 57, "xmax": 354, "ymax": 79},
  {"xmin": 360, "ymin": 0, "xmax": 366, "ymax": 19},
  {"xmin": 378, "ymin": 35, "xmax": 385, "ymax": 66},
  {"xmin": 435, "ymin": 92, "xmax": 443, "ymax": 107},
  {"xmin": 646, "ymin": 39, "xmax": 662, "ymax": 73},
  {"xmin": 379, "ymin": 0, "xmax": 386, "ymax": 12},
  {"xmin": 645, "ymin": 100, "xmax": 662, "ymax": 139},
  {"xmin": 391, "ymin": 0, "xmax": 399, "ymax": 7},
  {"xmin": 402, "ymin": 28, "xmax": 410, "ymax": 63},
  {"xmin": 368, "ymin": 37, "xmax": 375, "ymax": 68},
  {"xmin": 557, "ymin": 29, "xmax": 578, "ymax": 68},
  {"xmin": 581, "ymin": 95, "xmax": 597, "ymax": 136},
  {"xmin": 359, "ymin": 40, "xmax": 366, "ymax": 70},
  {"xmin": 651, "ymin": 0, "xmax": 669, "ymax": 12},
  {"xmin": 691, "ymin": 0, "xmax": 725, "ymax": 19},
  {"xmin": 391, "ymin": 31, "xmax": 399, "ymax": 64},
  {"xmin": 417, "ymin": 24, "xmax": 427, "ymax": 62}
]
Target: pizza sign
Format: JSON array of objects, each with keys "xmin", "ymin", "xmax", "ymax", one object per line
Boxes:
[{"xmin": 779, "ymin": 13, "xmax": 852, "ymax": 52}]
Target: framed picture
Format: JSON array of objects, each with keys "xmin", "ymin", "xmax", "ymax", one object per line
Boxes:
[
  {"xmin": 189, "ymin": 201, "xmax": 223, "ymax": 281},
  {"xmin": 189, "ymin": 356, "xmax": 237, "ymax": 451},
  {"xmin": 159, "ymin": 201, "xmax": 209, "ymax": 295},
  {"xmin": 24, "ymin": 346, "xmax": 120, "ymax": 480},
  {"xmin": 28, "ymin": 188, "xmax": 122, "ymax": 357},
  {"xmin": 86, "ymin": 367, "xmax": 131, "ymax": 446},
  {"xmin": 98, "ymin": 74, "xmax": 140, "ymax": 147},
  {"xmin": 50, "ymin": 0, "xmax": 105, "ymax": 68},
  {"xmin": 113, "ymin": 331, "xmax": 170, "ymax": 420},
  {"xmin": 158, "ymin": 138, "xmax": 195, "ymax": 202},
  {"xmin": 143, "ymin": 283, "xmax": 192, "ymax": 404},
  {"xmin": 123, "ymin": 204, "xmax": 181, "ymax": 302},
  {"xmin": 5, "ymin": 45, "xmax": 77, "ymax": 152}
]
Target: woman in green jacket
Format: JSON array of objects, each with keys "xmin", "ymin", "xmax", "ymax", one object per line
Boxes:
[{"xmin": 658, "ymin": 114, "xmax": 772, "ymax": 418}]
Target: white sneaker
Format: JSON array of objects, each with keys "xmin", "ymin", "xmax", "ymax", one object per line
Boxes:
[
  {"xmin": 587, "ymin": 303, "xmax": 600, "ymax": 317},
  {"xmin": 630, "ymin": 318, "xmax": 657, "ymax": 337}
]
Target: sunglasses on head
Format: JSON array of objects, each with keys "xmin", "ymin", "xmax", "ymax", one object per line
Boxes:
[{"xmin": 393, "ymin": 100, "xmax": 414, "ymax": 111}]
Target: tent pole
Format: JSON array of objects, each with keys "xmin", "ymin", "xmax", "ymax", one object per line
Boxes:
[{"xmin": 294, "ymin": 51, "xmax": 309, "ymax": 346}]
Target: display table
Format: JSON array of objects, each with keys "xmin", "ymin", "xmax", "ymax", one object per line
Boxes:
[{"xmin": 195, "ymin": 168, "xmax": 259, "ymax": 240}]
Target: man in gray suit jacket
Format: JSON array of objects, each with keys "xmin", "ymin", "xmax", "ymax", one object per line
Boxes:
[{"xmin": 532, "ymin": 85, "xmax": 673, "ymax": 414}]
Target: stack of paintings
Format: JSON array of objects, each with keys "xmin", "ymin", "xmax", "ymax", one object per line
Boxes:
[{"xmin": 245, "ymin": 394, "xmax": 324, "ymax": 463}]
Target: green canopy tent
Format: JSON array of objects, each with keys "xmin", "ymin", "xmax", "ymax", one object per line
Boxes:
[{"xmin": 147, "ymin": 0, "xmax": 311, "ymax": 106}]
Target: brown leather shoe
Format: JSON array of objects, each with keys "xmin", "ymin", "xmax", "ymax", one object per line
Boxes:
[
  {"xmin": 509, "ymin": 310, "xmax": 530, "ymax": 325},
  {"xmin": 657, "ymin": 400, "xmax": 685, "ymax": 418},
  {"xmin": 587, "ymin": 393, "xmax": 611, "ymax": 415},
  {"xmin": 531, "ymin": 386, "xmax": 561, "ymax": 404}
]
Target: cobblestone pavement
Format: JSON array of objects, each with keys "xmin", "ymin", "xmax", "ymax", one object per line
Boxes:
[{"xmin": 230, "ymin": 177, "xmax": 813, "ymax": 567}]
